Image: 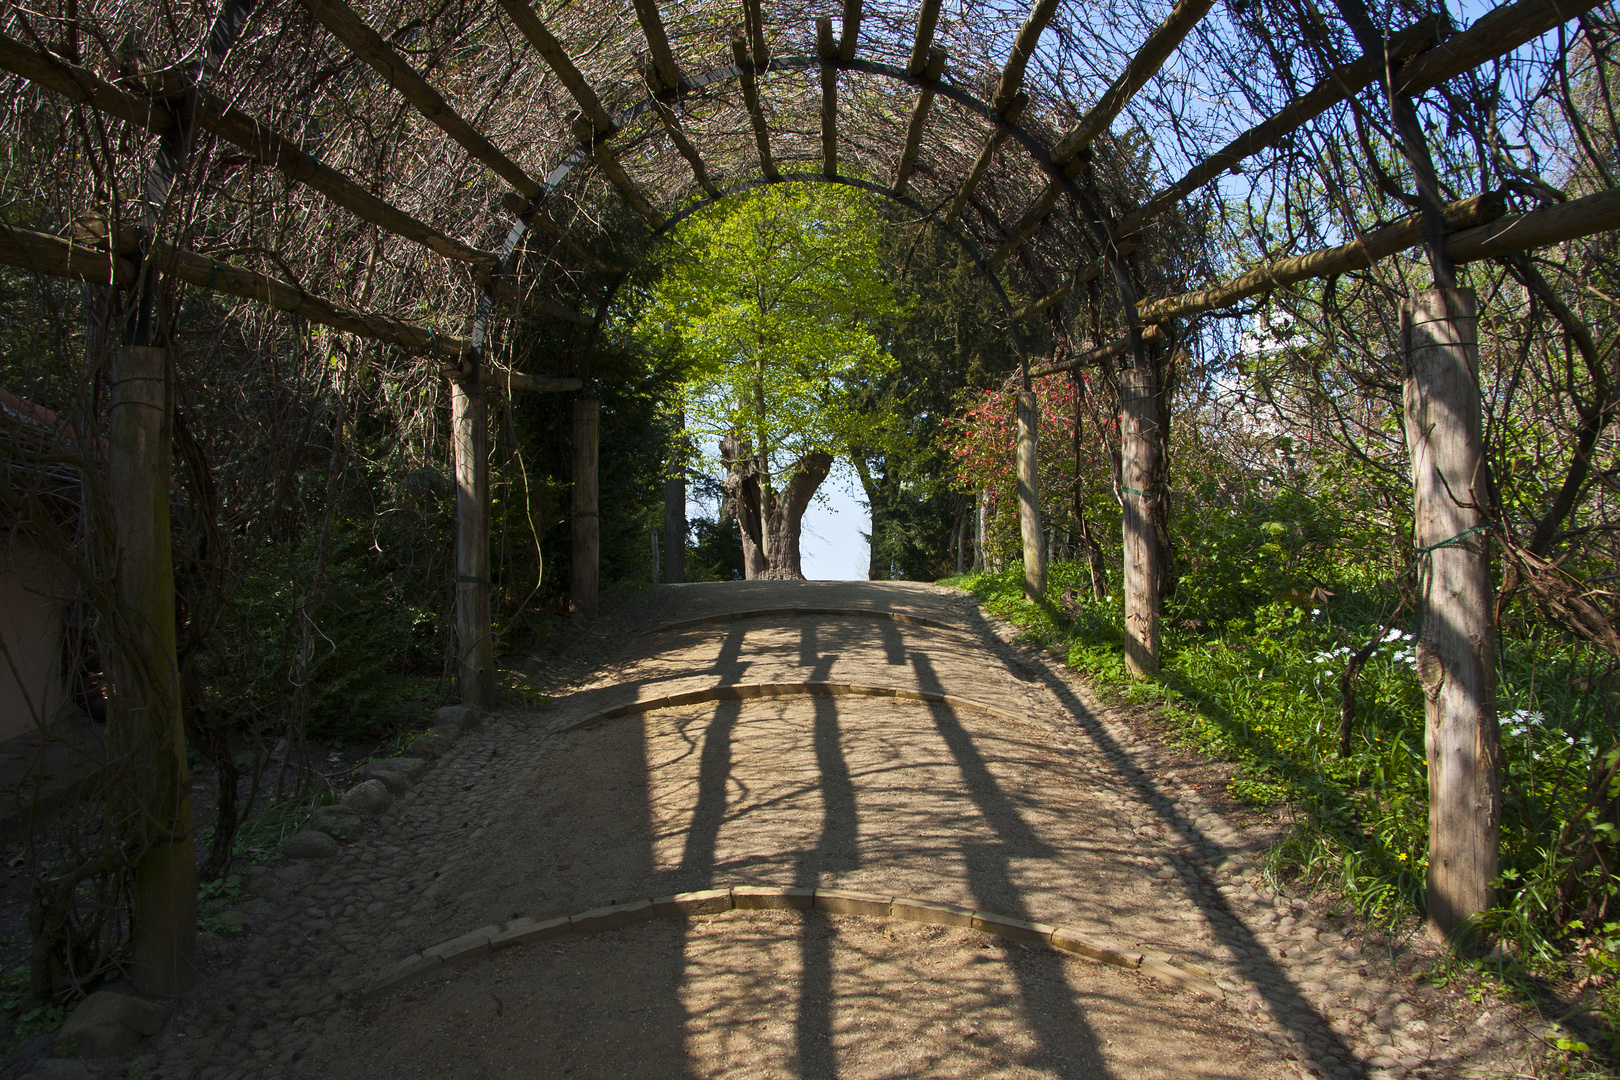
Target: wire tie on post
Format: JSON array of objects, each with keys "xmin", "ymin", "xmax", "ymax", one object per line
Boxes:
[{"xmin": 1415, "ymin": 523, "xmax": 1489, "ymax": 556}]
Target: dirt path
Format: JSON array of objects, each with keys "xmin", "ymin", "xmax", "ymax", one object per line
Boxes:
[{"xmin": 89, "ymin": 581, "xmax": 1548, "ymax": 1080}]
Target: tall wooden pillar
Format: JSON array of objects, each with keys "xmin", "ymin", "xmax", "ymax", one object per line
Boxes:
[
  {"xmin": 974, "ymin": 490, "xmax": 988, "ymax": 572},
  {"xmin": 452, "ymin": 373, "xmax": 495, "ymax": 707},
  {"xmin": 1120, "ymin": 357, "xmax": 1162, "ymax": 676},
  {"xmin": 572, "ymin": 398, "xmax": 600, "ymax": 619},
  {"xmin": 1404, "ymin": 288, "xmax": 1501, "ymax": 940},
  {"xmin": 107, "ymin": 345, "xmax": 196, "ymax": 996},
  {"xmin": 1016, "ymin": 390, "xmax": 1046, "ymax": 600},
  {"xmin": 663, "ymin": 422, "xmax": 686, "ymax": 584}
]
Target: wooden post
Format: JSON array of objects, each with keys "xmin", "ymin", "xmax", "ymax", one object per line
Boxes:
[
  {"xmin": 1120, "ymin": 357, "xmax": 1162, "ymax": 676},
  {"xmin": 1403, "ymin": 288, "xmax": 1501, "ymax": 940},
  {"xmin": 974, "ymin": 490, "xmax": 988, "ymax": 572},
  {"xmin": 572, "ymin": 398, "xmax": 600, "ymax": 619},
  {"xmin": 106, "ymin": 345, "xmax": 196, "ymax": 996},
  {"xmin": 452, "ymin": 372, "xmax": 495, "ymax": 707},
  {"xmin": 663, "ymin": 424, "xmax": 686, "ymax": 584},
  {"xmin": 1016, "ymin": 389, "xmax": 1046, "ymax": 599}
]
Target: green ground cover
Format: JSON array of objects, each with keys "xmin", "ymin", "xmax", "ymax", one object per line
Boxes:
[{"xmin": 949, "ymin": 558, "xmax": 1620, "ymax": 1057}]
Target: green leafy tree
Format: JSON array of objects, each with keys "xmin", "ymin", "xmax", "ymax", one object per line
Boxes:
[{"xmin": 640, "ymin": 185, "xmax": 903, "ymax": 579}]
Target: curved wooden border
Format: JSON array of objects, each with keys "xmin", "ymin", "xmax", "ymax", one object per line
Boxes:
[
  {"xmin": 643, "ymin": 607, "xmax": 963, "ymax": 636},
  {"xmin": 555, "ymin": 681, "xmax": 1024, "ymax": 734},
  {"xmin": 363, "ymin": 886, "xmax": 1222, "ymax": 1001}
]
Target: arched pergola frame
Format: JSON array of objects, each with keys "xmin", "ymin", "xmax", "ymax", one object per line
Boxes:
[{"xmin": 1, "ymin": 0, "xmax": 1617, "ymax": 979}]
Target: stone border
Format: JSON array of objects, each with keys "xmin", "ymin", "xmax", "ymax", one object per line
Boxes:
[
  {"xmin": 645, "ymin": 608, "xmax": 963, "ymax": 636},
  {"xmin": 363, "ymin": 887, "xmax": 1222, "ymax": 1001},
  {"xmin": 555, "ymin": 682, "xmax": 1026, "ymax": 733}
]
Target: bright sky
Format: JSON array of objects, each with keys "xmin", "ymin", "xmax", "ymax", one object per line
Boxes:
[
  {"xmin": 799, "ymin": 477, "xmax": 869, "ymax": 581},
  {"xmin": 687, "ymin": 472, "xmax": 871, "ymax": 582}
]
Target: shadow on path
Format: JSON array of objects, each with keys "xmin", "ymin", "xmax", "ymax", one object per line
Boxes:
[
  {"xmin": 911, "ymin": 650, "xmax": 1113, "ymax": 1080},
  {"xmin": 959, "ymin": 604, "xmax": 1367, "ymax": 1076}
]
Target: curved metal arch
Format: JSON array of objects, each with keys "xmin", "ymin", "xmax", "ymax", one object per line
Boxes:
[{"xmin": 469, "ymin": 52, "xmax": 1121, "ymax": 364}]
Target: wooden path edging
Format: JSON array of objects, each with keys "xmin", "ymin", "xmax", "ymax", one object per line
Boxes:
[
  {"xmin": 363, "ymin": 886, "xmax": 1223, "ymax": 1001},
  {"xmin": 644, "ymin": 607, "xmax": 962, "ymax": 636},
  {"xmin": 554, "ymin": 681, "xmax": 1025, "ymax": 732}
]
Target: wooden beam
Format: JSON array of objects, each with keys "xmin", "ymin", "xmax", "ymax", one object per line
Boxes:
[
  {"xmin": 1027, "ymin": 324, "xmax": 1164, "ymax": 375},
  {"xmin": 893, "ymin": 47, "xmax": 947, "ymax": 195},
  {"xmin": 1445, "ymin": 185, "xmax": 1620, "ymax": 262},
  {"xmin": 988, "ymin": 182, "xmax": 1062, "ymax": 269},
  {"xmin": 943, "ymin": 92, "xmax": 1025, "ymax": 227},
  {"xmin": 1403, "ymin": 287, "xmax": 1499, "ymax": 938},
  {"xmin": 495, "ymin": 0, "xmax": 615, "ymax": 133},
  {"xmin": 1007, "ymin": 245, "xmax": 1128, "ymax": 321},
  {"xmin": 573, "ymin": 121, "xmax": 666, "ymax": 226},
  {"xmin": 481, "ymin": 270, "xmax": 593, "ymax": 323},
  {"xmin": 630, "ymin": 0, "xmax": 680, "ymax": 93},
  {"xmin": 992, "ymin": 0, "xmax": 1218, "ymax": 268},
  {"xmin": 1393, "ymin": 0, "xmax": 1598, "ymax": 96},
  {"xmin": 941, "ymin": 0, "xmax": 1054, "ymax": 227},
  {"xmin": 733, "ymin": 36, "xmax": 779, "ymax": 181},
  {"xmin": 492, "ymin": 3, "xmax": 667, "ymax": 222},
  {"xmin": 1137, "ymin": 193, "xmax": 1503, "ymax": 323},
  {"xmin": 1007, "ymin": 0, "xmax": 1584, "ymax": 319},
  {"xmin": 907, "ymin": 0, "xmax": 944, "ymax": 77},
  {"xmin": 651, "ymin": 92, "xmax": 718, "ymax": 196},
  {"xmin": 0, "ymin": 222, "xmax": 470, "ymax": 359},
  {"xmin": 500, "ymin": 193, "xmax": 615, "ymax": 272},
  {"xmin": 1051, "ymin": 0, "xmax": 1216, "ymax": 165},
  {"xmin": 1114, "ymin": 17, "xmax": 1444, "ymax": 242},
  {"xmin": 839, "ymin": 0, "xmax": 863, "ymax": 62},
  {"xmin": 445, "ymin": 364, "xmax": 583, "ymax": 393},
  {"xmin": 572, "ymin": 398, "xmax": 601, "ymax": 619},
  {"xmin": 819, "ymin": 17, "xmax": 839, "ymax": 178},
  {"xmin": 0, "ymin": 33, "xmax": 501, "ymax": 268},
  {"xmin": 0, "ymin": 32, "xmax": 171, "ymax": 132},
  {"xmin": 297, "ymin": 0, "xmax": 543, "ymax": 198},
  {"xmin": 742, "ymin": 0, "xmax": 769, "ymax": 67},
  {"xmin": 993, "ymin": 0, "xmax": 1061, "ymax": 111}
]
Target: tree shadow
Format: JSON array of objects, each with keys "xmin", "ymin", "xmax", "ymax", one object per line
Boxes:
[{"xmin": 948, "ymin": 600, "xmax": 1371, "ymax": 1076}]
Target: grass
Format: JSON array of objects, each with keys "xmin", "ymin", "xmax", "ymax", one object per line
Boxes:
[{"xmin": 946, "ymin": 559, "xmax": 1620, "ymax": 1067}]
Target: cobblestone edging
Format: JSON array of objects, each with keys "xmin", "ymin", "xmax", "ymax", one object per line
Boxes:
[
  {"xmin": 645, "ymin": 607, "xmax": 965, "ymax": 636},
  {"xmin": 362, "ymin": 886, "xmax": 1223, "ymax": 1001},
  {"xmin": 552, "ymin": 680, "xmax": 1025, "ymax": 733}
]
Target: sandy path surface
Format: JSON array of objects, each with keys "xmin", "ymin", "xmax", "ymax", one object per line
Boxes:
[{"xmin": 106, "ymin": 582, "xmax": 1545, "ymax": 1080}]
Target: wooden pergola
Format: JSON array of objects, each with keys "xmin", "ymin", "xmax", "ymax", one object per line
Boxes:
[{"xmin": 2, "ymin": 0, "xmax": 1615, "ymax": 991}]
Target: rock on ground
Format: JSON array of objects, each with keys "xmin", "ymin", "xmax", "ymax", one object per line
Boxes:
[
  {"xmin": 282, "ymin": 830, "xmax": 340, "ymax": 859},
  {"xmin": 55, "ymin": 991, "xmax": 169, "ymax": 1058}
]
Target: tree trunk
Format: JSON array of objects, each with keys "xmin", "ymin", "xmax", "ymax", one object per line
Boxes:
[
  {"xmin": 107, "ymin": 345, "xmax": 196, "ymax": 997},
  {"xmin": 852, "ymin": 455, "xmax": 882, "ymax": 580},
  {"xmin": 453, "ymin": 374, "xmax": 494, "ymax": 705},
  {"xmin": 1404, "ymin": 288, "xmax": 1501, "ymax": 941},
  {"xmin": 663, "ymin": 421, "xmax": 686, "ymax": 584},
  {"xmin": 760, "ymin": 451, "xmax": 833, "ymax": 579},
  {"xmin": 571, "ymin": 398, "xmax": 600, "ymax": 620},
  {"xmin": 721, "ymin": 436, "xmax": 769, "ymax": 579},
  {"xmin": 1016, "ymin": 390, "xmax": 1046, "ymax": 600},
  {"xmin": 1120, "ymin": 357, "xmax": 1163, "ymax": 676}
]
